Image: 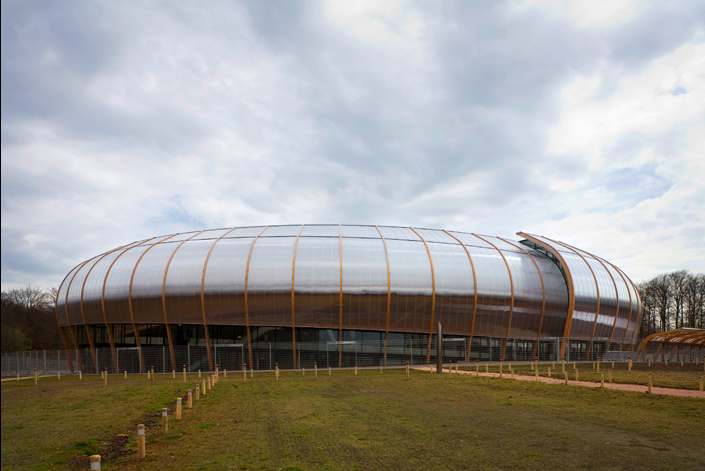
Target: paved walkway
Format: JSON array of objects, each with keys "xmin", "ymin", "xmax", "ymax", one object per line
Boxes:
[{"xmin": 414, "ymin": 366, "xmax": 705, "ymax": 399}]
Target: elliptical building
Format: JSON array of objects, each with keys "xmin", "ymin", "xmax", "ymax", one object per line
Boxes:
[{"xmin": 56, "ymin": 225, "xmax": 642, "ymax": 373}]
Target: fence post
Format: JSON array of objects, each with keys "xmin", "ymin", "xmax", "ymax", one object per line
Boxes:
[
  {"xmin": 176, "ymin": 397, "xmax": 182, "ymax": 420},
  {"xmin": 196, "ymin": 385, "xmax": 200, "ymax": 401},
  {"xmin": 315, "ymin": 362, "xmax": 318, "ymax": 378},
  {"xmin": 183, "ymin": 365, "xmax": 186, "ymax": 383},
  {"xmin": 161, "ymin": 408, "xmax": 168, "ymax": 433},
  {"xmin": 699, "ymin": 377, "xmax": 703, "ymax": 392},
  {"xmin": 224, "ymin": 369, "xmax": 227, "ymax": 378},
  {"xmin": 89, "ymin": 454, "xmax": 101, "ymax": 470},
  {"xmin": 188, "ymin": 390, "xmax": 193, "ymax": 409},
  {"xmin": 563, "ymin": 372, "xmax": 568, "ymax": 385},
  {"xmin": 202, "ymin": 379, "xmax": 206, "ymax": 395},
  {"xmin": 137, "ymin": 424, "xmax": 146, "ymax": 458},
  {"xmin": 34, "ymin": 368, "xmax": 38, "ymax": 386}
]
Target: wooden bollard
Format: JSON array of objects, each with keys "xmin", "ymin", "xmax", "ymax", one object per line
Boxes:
[
  {"xmin": 34, "ymin": 368, "xmax": 38, "ymax": 385},
  {"xmin": 681, "ymin": 359, "xmax": 684, "ymax": 366},
  {"xmin": 592, "ymin": 361, "xmax": 595, "ymax": 370},
  {"xmin": 575, "ymin": 370, "xmax": 579, "ymax": 381},
  {"xmin": 665, "ymin": 358, "xmax": 668, "ymax": 366},
  {"xmin": 104, "ymin": 369, "xmax": 108, "ymax": 387},
  {"xmin": 89, "ymin": 454, "xmax": 101, "ymax": 470},
  {"xmin": 548, "ymin": 367, "xmax": 551, "ymax": 378},
  {"xmin": 355, "ymin": 365, "xmax": 358, "ymax": 376},
  {"xmin": 647, "ymin": 377, "xmax": 652, "ymax": 394},
  {"xmin": 207, "ymin": 376, "xmax": 211, "ymax": 391},
  {"xmin": 485, "ymin": 364, "xmax": 489, "ymax": 374},
  {"xmin": 176, "ymin": 397, "xmax": 182, "ymax": 420},
  {"xmin": 161, "ymin": 408, "xmax": 168, "ymax": 433},
  {"xmin": 183, "ymin": 365, "xmax": 186, "ymax": 383},
  {"xmin": 202, "ymin": 379, "xmax": 206, "ymax": 395},
  {"xmin": 275, "ymin": 363, "xmax": 279, "ymax": 381},
  {"xmin": 315, "ymin": 362, "xmax": 319, "ymax": 378},
  {"xmin": 608, "ymin": 370, "xmax": 612, "ymax": 384},
  {"xmin": 79, "ymin": 371, "xmax": 82, "ymax": 380},
  {"xmin": 58, "ymin": 371, "xmax": 61, "ymax": 380},
  {"xmin": 406, "ymin": 361, "xmax": 410, "ymax": 380},
  {"xmin": 150, "ymin": 366, "xmax": 154, "ymax": 384},
  {"xmin": 250, "ymin": 368, "xmax": 253, "ymax": 379},
  {"xmin": 243, "ymin": 364, "xmax": 247, "ymax": 382},
  {"xmin": 137, "ymin": 424, "xmax": 146, "ymax": 458},
  {"xmin": 476, "ymin": 360, "xmax": 479, "ymax": 375},
  {"xmin": 611, "ymin": 361, "xmax": 614, "ymax": 369},
  {"xmin": 198, "ymin": 370, "xmax": 201, "ymax": 378},
  {"xmin": 648, "ymin": 360, "xmax": 651, "ymax": 367},
  {"xmin": 600, "ymin": 374, "xmax": 604, "ymax": 388},
  {"xmin": 196, "ymin": 385, "xmax": 200, "ymax": 401},
  {"xmin": 302, "ymin": 368, "xmax": 305, "ymax": 376},
  {"xmin": 187, "ymin": 390, "xmax": 193, "ymax": 409},
  {"xmin": 124, "ymin": 371, "xmax": 127, "ymax": 379},
  {"xmin": 328, "ymin": 366, "xmax": 331, "ymax": 376},
  {"xmin": 698, "ymin": 376, "xmax": 703, "ymax": 391},
  {"xmin": 563, "ymin": 372, "xmax": 568, "ymax": 385},
  {"xmin": 573, "ymin": 363, "xmax": 576, "ymax": 370},
  {"xmin": 224, "ymin": 369, "xmax": 227, "ymax": 378},
  {"xmin": 101, "ymin": 370, "xmax": 104, "ymax": 380},
  {"xmin": 172, "ymin": 370, "xmax": 175, "ymax": 379}
]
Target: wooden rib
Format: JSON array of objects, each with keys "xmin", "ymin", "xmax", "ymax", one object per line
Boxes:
[
  {"xmin": 517, "ymin": 232, "xmax": 575, "ymax": 359},
  {"xmin": 543, "ymin": 236, "xmax": 601, "ymax": 360},
  {"xmin": 198, "ymin": 227, "xmax": 238, "ymax": 371},
  {"xmin": 499, "ymin": 237, "xmax": 546, "ymax": 360},
  {"xmin": 338, "ymin": 224, "xmax": 344, "ymax": 367},
  {"xmin": 82, "ymin": 240, "xmax": 144, "ymax": 373},
  {"xmin": 374, "ymin": 226, "xmax": 392, "ymax": 365},
  {"xmin": 64, "ymin": 256, "xmax": 101, "ymax": 372},
  {"xmin": 244, "ymin": 227, "xmax": 269, "ymax": 368},
  {"xmin": 291, "ymin": 225, "xmax": 305, "ymax": 369},
  {"xmin": 409, "ymin": 228, "xmax": 436, "ymax": 364},
  {"xmin": 443, "ymin": 230, "xmax": 478, "ymax": 362},
  {"xmin": 127, "ymin": 234, "xmax": 179, "ymax": 372},
  {"xmin": 100, "ymin": 238, "xmax": 157, "ymax": 373},
  {"xmin": 472, "ymin": 234, "xmax": 514, "ymax": 361},
  {"xmin": 156, "ymin": 230, "xmax": 207, "ymax": 371},
  {"xmin": 55, "ymin": 263, "xmax": 81, "ymax": 372}
]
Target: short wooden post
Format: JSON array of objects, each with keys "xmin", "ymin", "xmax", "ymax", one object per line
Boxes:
[
  {"xmin": 548, "ymin": 367, "xmax": 551, "ymax": 378},
  {"xmin": 406, "ymin": 361, "xmax": 410, "ymax": 380},
  {"xmin": 600, "ymin": 374, "xmax": 604, "ymax": 388},
  {"xmin": 608, "ymin": 370, "xmax": 612, "ymax": 384},
  {"xmin": 198, "ymin": 370, "xmax": 201, "ymax": 378},
  {"xmin": 161, "ymin": 408, "xmax": 168, "ymax": 433},
  {"xmin": 137, "ymin": 424, "xmax": 146, "ymax": 458},
  {"xmin": 89, "ymin": 454, "xmax": 101, "ymax": 470},
  {"xmin": 172, "ymin": 370, "xmax": 175, "ymax": 379},
  {"xmin": 648, "ymin": 359, "xmax": 651, "ymax": 367},
  {"xmin": 647, "ymin": 377, "xmax": 652, "ymax": 394},
  {"xmin": 202, "ymin": 379, "xmax": 206, "ymax": 395},
  {"xmin": 596, "ymin": 357, "xmax": 600, "ymax": 372},
  {"xmin": 563, "ymin": 372, "xmax": 568, "ymax": 385},
  {"xmin": 184, "ymin": 365, "xmax": 187, "ymax": 382},
  {"xmin": 224, "ymin": 369, "xmax": 227, "ymax": 378},
  {"xmin": 243, "ymin": 364, "xmax": 247, "ymax": 382},
  {"xmin": 103, "ymin": 369, "xmax": 107, "ymax": 387},
  {"xmin": 150, "ymin": 366, "xmax": 154, "ymax": 384},
  {"xmin": 196, "ymin": 385, "xmax": 200, "ymax": 401},
  {"xmin": 79, "ymin": 371, "xmax": 82, "ymax": 380},
  {"xmin": 328, "ymin": 366, "xmax": 331, "ymax": 376},
  {"xmin": 250, "ymin": 368, "xmax": 253, "ymax": 379},
  {"xmin": 176, "ymin": 397, "xmax": 182, "ymax": 420},
  {"xmin": 302, "ymin": 367, "xmax": 305, "ymax": 376},
  {"xmin": 34, "ymin": 368, "xmax": 38, "ymax": 385},
  {"xmin": 275, "ymin": 363, "xmax": 279, "ymax": 381},
  {"xmin": 101, "ymin": 370, "xmax": 104, "ymax": 380},
  {"xmin": 187, "ymin": 389, "xmax": 193, "ymax": 409},
  {"xmin": 315, "ymin": 362, "xmax": 319, "ymax": 378},
  {"xmin": 611, "ymin": 360, "xmax": 614, "ymax": 368},
  {"xmin": 207, "ymin": 376, "xmax": 211, "ymax": 391},
  {"xmin": 124, "ymin": 371, "xmax": 127, "ymax": 379},
  {"xmin": 354, "ymin": 365, "xmax": 358, "ymax": 376},
  {"xmin": 680, "ymin": 359, "xmax": 684, "ymax": 366},
  {"xmin": 699, "ymin": 377, "xmax": 703, "ymax": 392},
  {"xmin": 485, "ymin": 364, "xmax": 489, "ymax": 374},
  {"xmin": 58, "ymin": 371, "xmax": 61, "ymax": 380},
  {"xmin": 628, "ymin": 357, "xmax": 632, "ymax": 372},
  {"xmin": 592, "ymin": 361, "xmax": 595, "ymax": 370},
  {"xmin": 575, "ymin": 370, "xmax": 579, "ymax": 381}
]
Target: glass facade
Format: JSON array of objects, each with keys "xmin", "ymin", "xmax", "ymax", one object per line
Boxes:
[{"xmin": 56, "ymin": 226, "xmax": 641, "ymax": 370}]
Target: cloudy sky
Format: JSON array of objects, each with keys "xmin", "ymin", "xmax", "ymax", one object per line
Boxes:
[{"xmin": 2, "ymin": 0, "xmax": 704, "ymax": 291}]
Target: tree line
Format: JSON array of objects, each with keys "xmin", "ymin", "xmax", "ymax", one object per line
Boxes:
[
  {"xmin": 638, "ymin": 270, "xmax": 705, "ymax": 337},
  {"xmin": 1, "ymin": 286, "xmax": 61, "ymax": 353}
]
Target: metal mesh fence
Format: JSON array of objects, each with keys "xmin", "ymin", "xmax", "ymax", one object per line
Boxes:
[{"xmin": 4, "ymin": 335, "xmax": 698, "ymax": 376}]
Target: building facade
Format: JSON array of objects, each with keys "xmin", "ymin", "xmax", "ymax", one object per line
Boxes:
[{"xmin": 55, "ymin": 225, "xmax": 642, "ymax": 373}]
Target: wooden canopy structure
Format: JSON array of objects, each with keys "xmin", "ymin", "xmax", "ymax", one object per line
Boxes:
[{"xmin": 636, "ymin": 328, "xmax": 705, "ymax": 361}]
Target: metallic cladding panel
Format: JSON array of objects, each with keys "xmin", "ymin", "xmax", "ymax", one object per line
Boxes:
[
  {"xmin": 57, "ymin": 264, "xmax": 81, "ymax": 326},
  {"xmin": 529, "ymin": 251, "xmax": 569, "ymax": 337},
  {"xmin": 426, "ymin": 242, "xmax": 474, "ymax": 335},
  {"xmin": 341, "ymin": 237, "xmax": 388, "ymax": 330},
  {"xmin": 102, "ymin": 247, "xmax": 146, "ymax": 324},
  {"xmin": 246, "ymin": 237, "xmax": 297, "ymax": 326},
  {"xmin": 294, "ymin": 237, "xmax": 341, "ymax": 328},
  {"xmin": 386, "ymin": 239, "xmax": 433, "ymax": 333},
  {"xmin": 164, "ymin": 239, "xmax": 214, "ymax": 325},
  {"xmin": 463, "ymin": 245, "xmax": 512, "ymax": 338},
  {"xmin": 130, "ymin": 243, "xmax": 173, "ymax": 324},
  {"xmin": 202, "ymin": 237, "xmax": 251, "ymax": 325},
  {"xmin": 66, "ymin": 262, "xmax": 93, "ymax": 325},
  {"xmin": 340, "ymin": 225, "xmax": 381, "ymax": 239},
  {"xmin": 81, "ymin": 251, "xmax": 123, "ymax": 324}
]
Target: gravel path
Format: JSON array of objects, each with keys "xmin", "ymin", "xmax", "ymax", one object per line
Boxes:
[{"xmin": 415, "ymin": 366, "xmax": 705, "ymax": 399}]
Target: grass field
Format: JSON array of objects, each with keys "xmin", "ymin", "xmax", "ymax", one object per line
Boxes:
[{"xmin": 2, "ymin": 368, "xmax": 704, "ymax": 471}]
